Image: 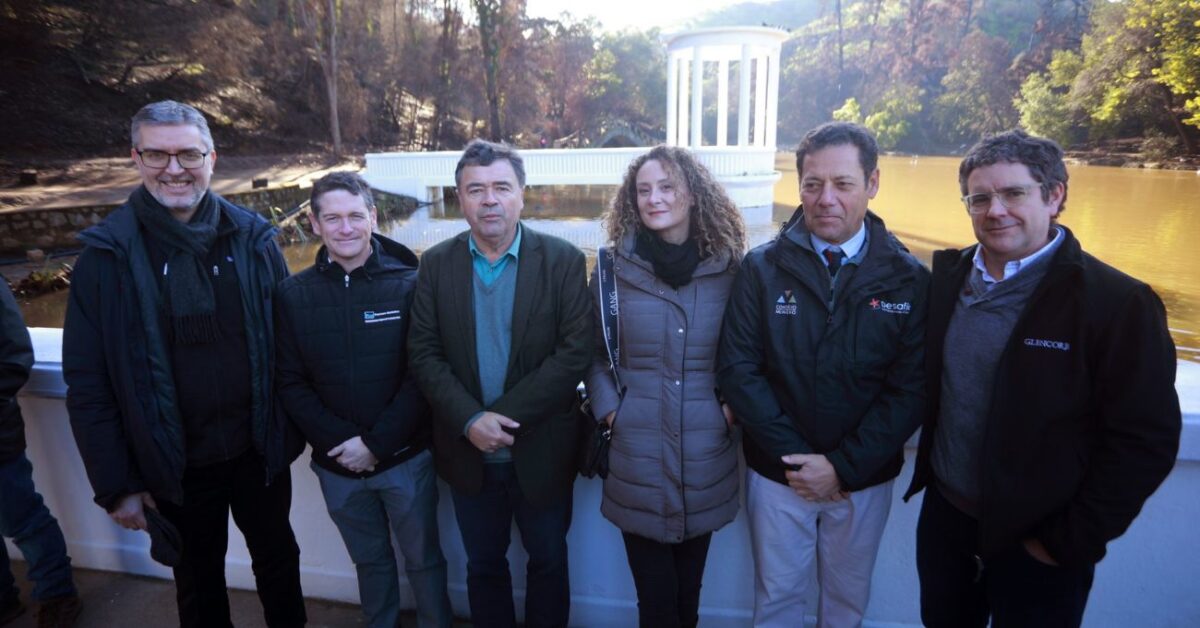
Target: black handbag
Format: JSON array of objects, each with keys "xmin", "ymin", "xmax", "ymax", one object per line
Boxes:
[{"xmin": 578, "ymin": 246, "xmax": 622, "ymax": 479}]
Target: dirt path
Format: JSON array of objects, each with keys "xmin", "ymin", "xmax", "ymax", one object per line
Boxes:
[{"xmin": 0, "ymin": 153, "xmax": 363, "ymax": 211}]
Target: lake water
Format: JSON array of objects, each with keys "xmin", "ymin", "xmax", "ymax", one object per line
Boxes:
[{"xmin": 18, "ymin": 155, "xmax": 1200, "ymax": 362}]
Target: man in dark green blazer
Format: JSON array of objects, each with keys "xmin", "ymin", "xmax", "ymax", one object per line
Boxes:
[{"xmin": 407, "ymin": 139, "xmax": 592, "ymax": 628}]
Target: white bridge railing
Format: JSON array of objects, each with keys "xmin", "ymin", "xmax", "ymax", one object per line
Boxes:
[{"xmin": 365, "ymin": 146, "xmax": 781, "ymax": 210}]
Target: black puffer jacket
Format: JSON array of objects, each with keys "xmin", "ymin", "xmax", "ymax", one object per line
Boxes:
[
  {"xmin": 0, "ymin": 281, "xmax": 33, "ymax": 463},
  {"xmin": 718, "ymin": 209, "xmax": 929, "ymax": 490},
  {"xmin": 276, "ymin": 235, "xmax": 430, "ymax": 478}
]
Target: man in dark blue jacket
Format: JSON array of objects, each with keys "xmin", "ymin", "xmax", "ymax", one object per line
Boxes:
[
  {"xmin": 276, "ymin": 172, "xmax": 452, "ymax": 628},
  {"xmin": 63, "ymin": 101, "xmax": 305, "ymax": 628},
  {"xmin": 904, "ymin": 130, "xmax": 1181, "ymax": 627},
  {"xmin": 718, "ymin": 122, "xmax": 928, "ymax": 627}
]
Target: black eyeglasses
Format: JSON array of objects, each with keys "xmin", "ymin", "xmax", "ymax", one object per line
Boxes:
[{"xmin": 136, "ymin": 149, "xmax": 209, "ymax": 169}]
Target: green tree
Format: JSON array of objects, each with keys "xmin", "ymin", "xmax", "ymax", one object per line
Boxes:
[
  {"xmin": 1015, "ymin": 49, "xmax": 1083, "ymax": 146},
  {"xmin": 832, "ymin": 98, "xmax": 862, "ymax": 124},
  {"xmin": 864, "ymin": 85, "xmax": 923, "ymax": 150},
  {"xmin": 1072, "ymin": 0, "xmax": 1198, "ymax": 152},
  {"xmin": 933, "ymin": 31, "xmax": 1018, "ymax": 144},
  {"xmin": 1135, "ymin": 0, "xmax": 1200, "ymax": 129}
]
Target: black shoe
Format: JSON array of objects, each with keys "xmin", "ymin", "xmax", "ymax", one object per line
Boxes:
[
  {"xmin": 0, "ymin": 593, "xmax": 24, "ymax": 627},
  {"xmin": 36, "ymin": 594, "xmax": 81, "ymax": 628}
]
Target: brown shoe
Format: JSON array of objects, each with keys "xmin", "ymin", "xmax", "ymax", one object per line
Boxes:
[{"xmin": 36, "ymin": 595, "xmax": 81, "ymax": 628}]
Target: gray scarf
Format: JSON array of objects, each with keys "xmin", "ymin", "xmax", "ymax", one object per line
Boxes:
[{"xmin": 130, "ymin": 185, "xmax": 221, "ymax": 344}]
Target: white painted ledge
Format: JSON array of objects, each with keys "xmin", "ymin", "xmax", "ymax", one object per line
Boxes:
[{"xmin": 12, "ymin": 329, "xmax": 1200, "ymax": 627}]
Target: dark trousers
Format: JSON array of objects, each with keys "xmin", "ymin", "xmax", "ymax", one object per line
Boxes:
[
  {"xmin": 158, "ymin": 450, "xmax": 306, "ymax": 628},
  {"xmin": 916, "ymin": 485, "xmax": 1094, "ymax": 628},
  {"xmin": 621, "ymin": 531, "xmax": 713, "ymax": 628},
  {"xmin": 450, "ymin": 462, "xmax": 572, "ymax": 628}
]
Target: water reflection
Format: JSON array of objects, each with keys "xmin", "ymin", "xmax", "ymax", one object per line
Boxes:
[{"xmin": 21, "ymin": 155, "xmax": 1200, "ymax": 362}]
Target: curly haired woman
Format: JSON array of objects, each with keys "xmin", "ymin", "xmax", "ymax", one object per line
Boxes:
[{"xmin": 584, "ymin": 145, "xmax": 747, "ymax": 628}]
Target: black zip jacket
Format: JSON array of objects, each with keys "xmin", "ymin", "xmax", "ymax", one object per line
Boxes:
[
  {"xmin": 0, "ymin": 281, "xmax": 33, "ymax": 463},
  {"xmin": 718, "ymin": 209, "xmax": 929, "ymax": 490},
  {"xmin": 63, "ymin": 193, "xmax": 299, "ymax": 510},
  {"xmin": 276, "ymin": 234, "xmax": 430, "ymax": 478},
  {"xmin": 904, "ymin": 226, "xmax": 1181, "ymax": 567}
]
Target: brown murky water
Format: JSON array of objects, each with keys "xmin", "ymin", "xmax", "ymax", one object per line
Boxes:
[{"xmin": 18, "ymin": 155, "xmax": 1200, "ymax": 361}]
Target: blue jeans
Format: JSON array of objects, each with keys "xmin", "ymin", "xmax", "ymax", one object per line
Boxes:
[
  {"xmin": 450, "ymin": 462, "xmax": 572, "ymax": 628},
  {"xmin": 0, "ymin": 452, "xmax": 75, "ymax": 602},
  {"xmin": 313, "ymin": 450, "xmax": 452, "ymax": 628}
]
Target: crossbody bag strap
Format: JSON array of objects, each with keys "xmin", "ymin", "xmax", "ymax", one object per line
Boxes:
[{"xmin": 597, "ymin": 246, "xmax": 622, "ymax": 395}]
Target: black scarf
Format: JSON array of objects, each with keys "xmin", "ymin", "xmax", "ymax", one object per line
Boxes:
[
  {"xmin": 130, "ymin": 185, "xmax": 222, "ymax": 345},
  {"xmin": 635, "ymin": 230, "xmax": 701, "ymax": 289}
]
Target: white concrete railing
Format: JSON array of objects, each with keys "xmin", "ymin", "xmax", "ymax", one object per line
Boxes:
[
  {"xmin": 11, "ymin": 328, "xmax": 1200, "ymax": 627},
  {"xmin": 364, "ymin": 146, "xmax": 781, "ymax": 210}
]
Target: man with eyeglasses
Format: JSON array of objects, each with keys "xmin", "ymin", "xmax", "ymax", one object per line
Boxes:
[
  {"xmin": 63, "ymin": 100, "xmax": 307, "ymax": 627},
  {"xmin": 904, "ymin": 129, "xmax": 1181, "ymax": 627}
]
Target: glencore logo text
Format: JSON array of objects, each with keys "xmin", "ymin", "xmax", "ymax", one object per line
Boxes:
[{"xmin": 1024, "ymin": 338, "xmax": 1070, "ymax": 351}]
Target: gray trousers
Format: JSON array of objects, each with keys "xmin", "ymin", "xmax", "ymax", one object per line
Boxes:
[
  {"xmin": 746, "ymin": 468, "xmax": 893, "ymax": 628},
  {"xmin": 313, "ymin": 450, "xmax": 453, "ymax": 628}
]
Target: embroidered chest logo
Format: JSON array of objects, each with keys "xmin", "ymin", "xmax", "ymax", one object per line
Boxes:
[
  {"xmin": 1024, "ymin": 337, "xmax": 1070, "ymax": 352},
  {"xmin": 868, "ymin": 297, "xmax": 912, "ymax": 314},
  {"xmin": 775, "ymin": 290, "xmax": 798, "ymax": 315},
  {"xmin": 363, "ymin": 309, "xmax": 402, "ymax": 324}
]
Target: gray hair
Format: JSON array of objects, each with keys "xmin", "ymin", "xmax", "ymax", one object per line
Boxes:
[
  {"xmin": 454, "ymin": 139, "xmax": 526, "ymax": 189},
  {"xmin": 130, "ymin": 100, "xmax": 215, "ymax": 151},
  {"xmin": 959, "ymin": 129, "xmax": 1069, "ymax": 213}
]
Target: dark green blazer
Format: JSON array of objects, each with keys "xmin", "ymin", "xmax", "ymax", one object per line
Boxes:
[{"xmin": 408, "ymin": 224, "xmax": 592, "ymax": 506}]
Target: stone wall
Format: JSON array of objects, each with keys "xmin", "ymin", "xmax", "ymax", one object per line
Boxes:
[{"xmin": 0, "ymin": 185, "xmax": 311, "ymax": 255}]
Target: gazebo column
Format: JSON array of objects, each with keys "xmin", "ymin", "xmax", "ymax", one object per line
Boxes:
[
  {"xmin": 717, "ymin": 59, "xmax": 729, "ymax": 146},
  {"xmin": 754, "ymin": 50, "xmax": 767, "ymax": 146},
  {"xmin": 690, "ymin": 46, "xmax": 703, "ymax": 147},
  {"xmin": 666, "ymin": 52, "xmax": 678, "ymax": 146},
  {"xmin": 766, "ymin": 50, "xmax": 781, "ymax": 150},
  {"xmin": 738, "ymin": 45, "xmax": 751, "ymax": 147},
  {"xmin": 676, "ymin": 56, "xmax": 689, "ymax": 146}
]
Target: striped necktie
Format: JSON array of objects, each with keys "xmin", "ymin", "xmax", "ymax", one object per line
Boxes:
[{"xmin": 823, "ymin": 247, "xmax": 843, "ymax": 276}]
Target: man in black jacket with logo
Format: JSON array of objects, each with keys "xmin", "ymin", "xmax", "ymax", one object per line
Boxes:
[
  {"xmin": 904, "ymin": 130, "xmax": 1181, "ymax": 627},
  {"xmin": 276, "ymin": 172, "xmax": 452, "ymax": 628},
  {"xmin": 63, "ymin": 101, "xmax": 305, "ymax": 628},
  {"xmin": 718, "ymin": 122, "xmax": 928, "ymax": 627}
]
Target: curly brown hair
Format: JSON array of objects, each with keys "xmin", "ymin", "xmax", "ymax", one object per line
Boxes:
[{"xmin": 604, "ymin": 145, "xmax": 747, "ymax": 259}]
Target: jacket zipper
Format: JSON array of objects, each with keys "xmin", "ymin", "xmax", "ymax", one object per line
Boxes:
[{"xmin": 345, "ymin": 272, "xmax": 355, "ymax": 429}]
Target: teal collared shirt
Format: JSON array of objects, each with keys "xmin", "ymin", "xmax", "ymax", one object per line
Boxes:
[{"xmin": 468, "ymin": 225, "xmax": 522, "ymax": 286}]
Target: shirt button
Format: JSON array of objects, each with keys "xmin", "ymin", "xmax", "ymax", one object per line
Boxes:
[
  {"xmin": 677, "ymin": 328, "xmax": 684, "ymax": 334},
  {"xmin": 674, "ymin": 380, "xmax": 681, "ymax": 386}
]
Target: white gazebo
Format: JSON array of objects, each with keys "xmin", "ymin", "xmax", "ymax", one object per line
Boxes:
[
  {"xmin": 365, "ymin": 26, "xmax": 789, "ymax": 219},
  {"xmin": 664, "ymin": 26, "xmax": 789, "ymax": 151}
]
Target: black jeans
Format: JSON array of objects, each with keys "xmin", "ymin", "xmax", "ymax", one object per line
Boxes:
[
  {"xmin": 916, "ymin": 485, "xmax": 1094, "ymax": 628},
  {"xmin": 450, "ymin": 462, "xmax": 572, "ymax": 628},
  {"xmin": 158, "ymin": 450, "xmax": 306, "ymax": 628},
  {"xmin": 621, "ymin": 531, "xmax": 713, "ymax": 628}
]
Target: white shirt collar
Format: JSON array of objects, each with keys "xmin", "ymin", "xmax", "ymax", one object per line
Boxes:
[
  {"xmin": 973, "ymin": 225, "xmax": 1063, "ymax": 284},
  {"xmin": 810, "ymin": 220, "xmax": 866, "ymax": 261}
]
